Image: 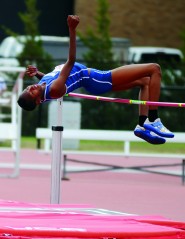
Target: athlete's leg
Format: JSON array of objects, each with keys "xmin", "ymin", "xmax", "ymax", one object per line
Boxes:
[
  {"xmin": 113, "ymin": 77, "xmax": 166, "ymax": 144},
  {"xmin": 111, "ymin": 63, "xmax": 161, "ymax": 110},
  {"xmin": 112, "ymin": 77, "xmax": 150, "ymax": 116},
  {"xmin": 111, "ymin": 63, "xmax": 174, "ymax": 141}
]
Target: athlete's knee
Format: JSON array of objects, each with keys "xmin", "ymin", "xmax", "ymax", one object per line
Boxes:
[
  {"xmin": 149, "ymin": 63, "xmax": 162, "ymax": 78},
  {"xmin": 139, "ymin": 77, "xmax": 150, "ymax": 87}
]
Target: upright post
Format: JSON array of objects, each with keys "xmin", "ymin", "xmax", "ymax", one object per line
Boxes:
[
  {"xmin": 50, "ymin": 98, "xmax": 63, "ymax": 204},
  {"xmin": 13, "ymin": 72, "xmax": 24, "ymax": 177}
]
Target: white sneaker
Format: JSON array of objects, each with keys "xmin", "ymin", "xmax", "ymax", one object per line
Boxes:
[
  {"xmin": 143, "ymin": 118, "xmax": 174, "ymax": 138},
  {"xmin": 134, "ymin": 125, "xmax": 166, "ymax": 144}
]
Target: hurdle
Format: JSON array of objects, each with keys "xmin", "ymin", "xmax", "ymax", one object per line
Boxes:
[{"xmin": 0, "ymin": 66, "xmax": 25, "ymax": 178}]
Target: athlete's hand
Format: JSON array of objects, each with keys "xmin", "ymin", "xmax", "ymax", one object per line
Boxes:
[
  {"xmin": 26, "ymin": 65, "xmax": 38, "ymax": 77},
  {"xmin": 67, "ymin": 15, "xmax": 80, "ymax": 30}
]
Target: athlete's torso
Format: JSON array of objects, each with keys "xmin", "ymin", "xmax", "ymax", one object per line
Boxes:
[
  {"xmin": 38, "ymin": 62, "xmax": 113, "ymax": 102},
  {"xmin": 38, "ymin": 62, "xmax": 89, "ymax": 101}
]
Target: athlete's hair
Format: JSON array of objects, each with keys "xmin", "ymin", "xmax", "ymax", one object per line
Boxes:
[{"xmin": 17, "ymin": 90, "xmax": 37, "ymax": 111}]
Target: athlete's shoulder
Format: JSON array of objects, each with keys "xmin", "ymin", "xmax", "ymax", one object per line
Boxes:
[{"xmin": 54, "ymin": 64, "xmax": 64, "ymax": 71}]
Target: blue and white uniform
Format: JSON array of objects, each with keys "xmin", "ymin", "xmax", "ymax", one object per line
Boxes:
[{"xmin": 38, "ymin": 62, "xmax": 112, "ymax": 102}]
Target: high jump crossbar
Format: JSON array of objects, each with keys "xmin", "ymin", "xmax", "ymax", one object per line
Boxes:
[{"xmin": 66, "ymin": 92, "xmax": 185, "ymax": 108}]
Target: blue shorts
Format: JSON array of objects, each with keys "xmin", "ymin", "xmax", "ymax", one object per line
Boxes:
[{"xmin": 82, "ymin": 69, "xmax": 112, "ymax": 94}]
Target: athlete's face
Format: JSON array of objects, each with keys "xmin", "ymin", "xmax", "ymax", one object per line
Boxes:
[{"xmin": 25, "ymin": 84, "xmax": 42, "ymax": 104}]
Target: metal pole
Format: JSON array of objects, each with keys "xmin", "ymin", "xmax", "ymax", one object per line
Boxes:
[
  {"xmin": 13, "ymin": 71, "xmax": 24, "ymax": 178},
  {"xmin": 50, "ymin": 98, "xmax": 63, "ymax": 204}
]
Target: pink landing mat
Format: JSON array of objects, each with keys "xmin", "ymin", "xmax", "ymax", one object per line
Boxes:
[{"xmin": 0, "ymin": 200, "xmax": 184, "ymax": 239}]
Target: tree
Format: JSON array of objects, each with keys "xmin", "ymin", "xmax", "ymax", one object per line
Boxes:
[
  {"xmin": 17, "ymin": 0, "xmax": 54, "ymax": 139},
  {"xmin": 17, "ymin": 0, "xmax": 53, "ymax": 72},
  {"xmin": 2, "ymin": 0, "xmax": 54, "ymax": 137},
  {"xmin": 78, "ymin": 0, "xmax": 118, "ymax": 70},
  {"xmin": 77, "ymin": 0, "xmax": 136, "ymax": 130}
]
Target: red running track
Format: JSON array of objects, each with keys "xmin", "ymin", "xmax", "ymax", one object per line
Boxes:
[{"xmin": 0, "ymin": 149, "xmax": 184, "ymax": 223}]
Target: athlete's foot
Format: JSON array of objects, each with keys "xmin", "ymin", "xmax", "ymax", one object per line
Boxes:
[
  {"xmin": 143, "ymin": 118, "xmax": 174, "ymax": 138},
  {"xmin": 134, "ymin": 125, "xmax": 166, "ymax": 144}
]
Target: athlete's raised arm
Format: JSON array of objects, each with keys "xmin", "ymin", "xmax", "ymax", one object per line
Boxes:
[{"xmin": 50, "ymin": 15, "xmax": 80, "ymax": 98}]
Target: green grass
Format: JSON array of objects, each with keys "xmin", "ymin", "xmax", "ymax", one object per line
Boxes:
[
  {"xmin": 80, "ymin": 140, "xmax": 185, "ymax": 154},
  {"xmin": 0, "ymin": 134, "xmax": 183, "ymax": 155},
  {"xmin": 21, "ymin": 136, "xmax": 37, "ymax": 148},
  {"xmin": 131, "ymin": 141, "xmax": 185, "ymax": 154},
  {"xmin": 0, "ymin": 137, "xmax": 37, "ymax": 149},
  {"xmin": 19, "ymin": 137, "xmax": 185, "ymax": 155}
]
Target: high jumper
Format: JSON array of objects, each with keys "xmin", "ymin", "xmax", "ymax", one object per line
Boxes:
[{"xmin": 17, "ymin": 15, "xmax": 174, "ymax": 145}]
